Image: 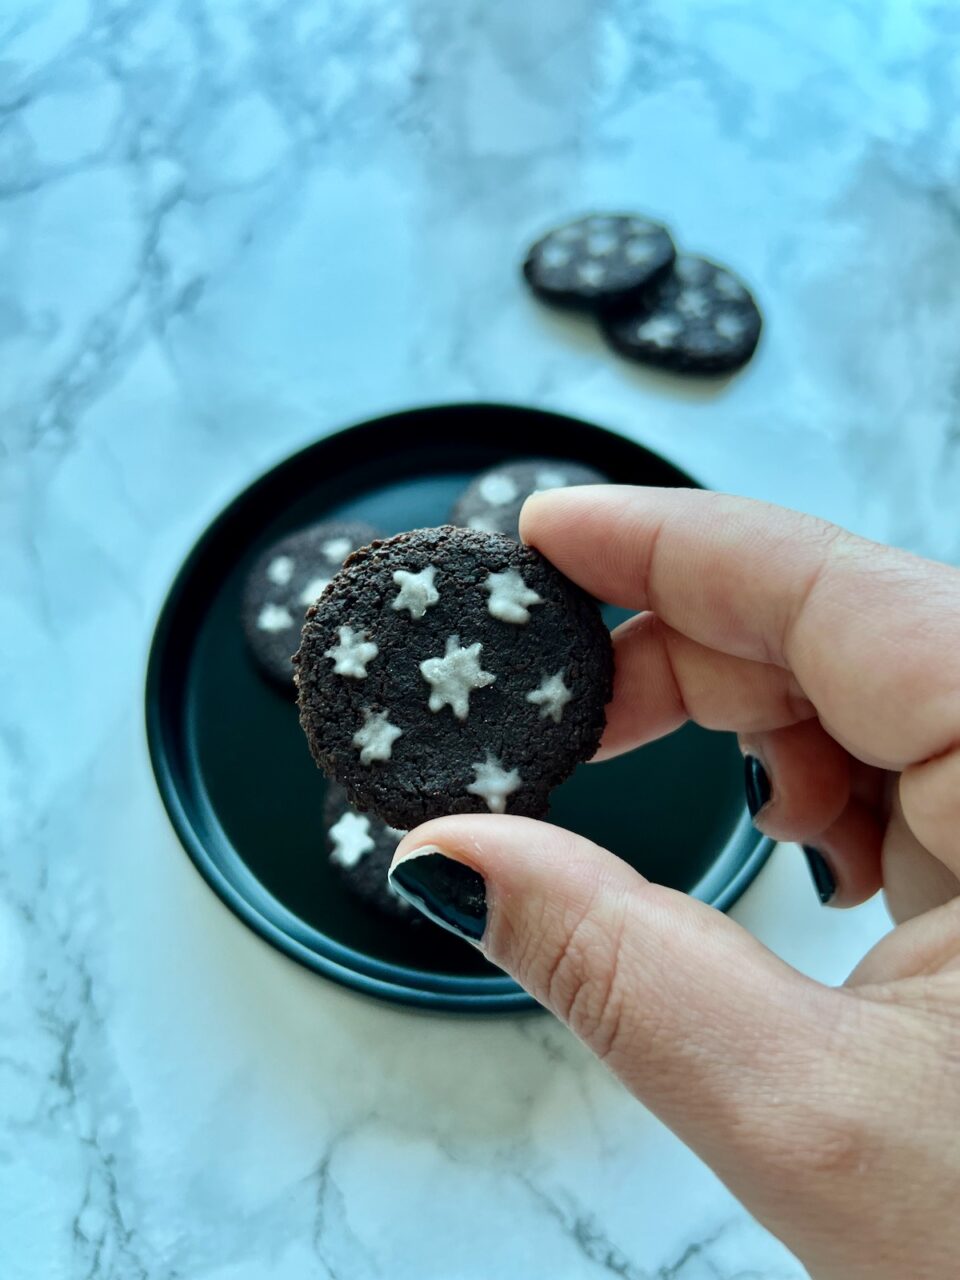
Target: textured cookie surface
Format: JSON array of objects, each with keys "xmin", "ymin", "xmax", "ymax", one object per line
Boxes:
[
  {"xmin": 450, "ymin": 458, "xmax": 608, "ymax": 540},
  {"xmin": 324, "ymin": 783, "xmax": 415, "ymax": 923},
  {"xmin": 601, "ymin": 254, "xmax": 762, "ymax": 374},
  {"xmin": 295, "ymin": 526, "xmax": 613, "ymax": 829},
  {"xmin": 243, "ymin": 520, "xmax": 380, "ymax": 687},
  {"xmin": 523, "ymin": 214, "xmax": 675, "ymax": 312}
]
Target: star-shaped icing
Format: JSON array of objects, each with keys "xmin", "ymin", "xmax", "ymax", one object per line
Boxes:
[
  {"xmin": 635, "ymin": 315, "xmax": 682, "ymax": 347},
  {"xmin": 322, "ymin": 536, "xmax": 353, "ymax": 561},
  {"xmin": 477, "ymin": 473, "xmax": 520, "ymax": 505},
  {"xmin": 419, "ymin": 635, "xmax": 495, "ymax": 720},
  {"xmin": 257, "ymin": 602, "xmax": 294, "ymax": 632},
  {"xmin": 714, "ymin": 312, "xmax": 747, "ymax": 342},
  {"xmin": 467, "ymin": 513, "xmax": 500, "ymax": 533},
  {"xmin": 325, "ymin": 625, "xmax": 378, "ymax": 678},
  {"xmin": 467, "ymin": 754, "xmax": 521, "ymax": 814},
  {"xmin": 540, "ymin": 242, "xmax": 572, "ymax": 270},
  {"xmin": 267, "ymin": 555, "xmax": 294, "ymax": 586},
  {"xmin": 714, "ymin": 272, "xmax": 747, "ymax": 301},
  {"xmin": 484, "ymin": 570, "xmax": 544, "ymax": 624},
  {"xmin": 624, "ymin": 237, "xmax": 655, "ymax": 265},
  {"xmin": 586, "ymin": 230, "xmax": 617, "ymax": 256},
  {"xmin": 299, "ymin": 576, "xmax": 331, "ymax": 606},
  {"xmin": 677, "ymin": 288, "xmax": 711, "ymax": 320},
  {"xmin": 534, "ymin": 468, "xmax": 568, "ymax": 491},
  {"xmin": 352, "ymin": 708, "xmax": 402, "ymax": 764},
  {"xmin": 329, "ymin": 811, "xmax": 374, "ymax": 868},
  {"xmin": 391, "ymin": 566, "xmax": 440, "ymax": 619},
  {"xmin": 526, "ymin": 671, "xmax": 572, "ymax": 724},
  {"xmin": 675, "ymin": 257, "xmax": 709, "ymax": 285},
  {"xmin": 577, "ymin": 260, "xmax": 607, "ymax": 288}
]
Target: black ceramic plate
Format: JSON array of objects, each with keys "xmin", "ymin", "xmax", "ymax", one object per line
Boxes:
[{"xmin": 146, "ymin": 405, "xmax": 772, "ymax": 1012}]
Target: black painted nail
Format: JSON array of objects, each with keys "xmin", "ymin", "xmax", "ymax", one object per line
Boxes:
[
  {"xmin": 744, "ymin": 755, "xmax": 772, "ymax": 818},
  {"xmin": 802, "ymin": 846, "xmax": 837, "ymax": 905},
  {"xmin": 388, "ymin": 848, "xmax": 487, "ymax": 942}
]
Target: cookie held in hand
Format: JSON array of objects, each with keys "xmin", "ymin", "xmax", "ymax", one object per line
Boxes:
[
  {"xmin": 243, "ymin": 520, "xmax": 380, "ymax": 688},
  {"xmin": 295, "ymin": 526, "xmax": 613, "ymax": 829},
  {"xmin": 450, "ymin": 458, "xmax": 608, "ymax": 540}
]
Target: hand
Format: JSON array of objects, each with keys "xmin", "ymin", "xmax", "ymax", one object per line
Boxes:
[{"xmin": 389, "ymin": 487, "xmax": 960, "ymax": 1280}]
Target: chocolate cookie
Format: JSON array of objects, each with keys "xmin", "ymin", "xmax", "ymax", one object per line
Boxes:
[
  {"xmin": 243, "ymin": 520, "xmax": 380, "ymax": 687},
  {"xmin": 601, "ymin": 254, "xmax": 762, "ymax": 374},
  {"xmin": 295, "ymin": 525, "xmax": 613, "ymax": 829},
  {"xmin": 324, "ymin": 783, "xmax": 415, "ymax": 923},
  {"xmin": 523, "ymin": 214, "xmax": 675, "ymax": 312},
  {"xmin": 450, "ymin": 458, "xmax": 608, "ymax": 540}
]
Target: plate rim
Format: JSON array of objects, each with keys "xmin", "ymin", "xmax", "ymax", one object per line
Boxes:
[{"xmin": 145, "ymin": 402, "xmax": 775, "ymax": 1013}]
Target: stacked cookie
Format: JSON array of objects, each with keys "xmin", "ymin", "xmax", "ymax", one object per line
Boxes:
[{"xmin": 523, "ymin": 213, "xmax": 762, "ymax": 375}]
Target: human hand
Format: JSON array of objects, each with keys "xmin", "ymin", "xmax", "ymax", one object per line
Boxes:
[{"xmin": 389, "ymin": 488, "xmax": 960, "ymax": 1280}]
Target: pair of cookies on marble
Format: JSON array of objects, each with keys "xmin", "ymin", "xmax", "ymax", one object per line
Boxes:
[{"xmin": 523, "ymin": 212, "xmax": 762, "ymax": 375}]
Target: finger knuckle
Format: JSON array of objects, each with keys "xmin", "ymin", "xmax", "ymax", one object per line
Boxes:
[{"xmin": 539, "ymin": 903, "xmax": 631, "ymax": 1063}]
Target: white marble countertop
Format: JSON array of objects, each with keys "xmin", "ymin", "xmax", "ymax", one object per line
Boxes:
[{"xmin": 3, "ymin": 1, "xmax": 956, "ymax": 1276}]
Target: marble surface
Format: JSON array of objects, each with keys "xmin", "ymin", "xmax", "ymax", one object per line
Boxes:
[{"xmin": 3, "ymin": 1, "xmax": 958, "ymax": 1275}]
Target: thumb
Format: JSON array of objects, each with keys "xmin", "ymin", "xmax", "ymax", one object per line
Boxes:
[{"xmin": 390, "ymin": 815, "xmax": 843, "ymax": 1179}]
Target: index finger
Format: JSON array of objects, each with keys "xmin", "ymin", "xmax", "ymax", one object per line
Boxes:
[{"xmin": 520, "ymin": 486, "xmax": 960, "ymax": 771}]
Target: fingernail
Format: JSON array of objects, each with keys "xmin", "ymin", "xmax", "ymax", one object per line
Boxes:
[
  {"xmin": 802, "ymin": 846, "xmax": 837, "ymax": 905},
  {"xmin": 388, "ymin": 847, "xmax": 488, "ymax": 942},
  {"xmin": 744, "ymin": 755, "xmax": 772, "ymax": 819}
]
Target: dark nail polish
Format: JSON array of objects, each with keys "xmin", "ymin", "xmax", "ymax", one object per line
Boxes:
[
  {"xmin": 802, "ymin": 846, "xmax": 837, "ymax": 905},
  {"xmin": 389, "ymin": 848, "xmax": 487, "ymax": 942},
  {"xmin": 744, "ymin": 755, "xmax": 771, "ymax": 818}
]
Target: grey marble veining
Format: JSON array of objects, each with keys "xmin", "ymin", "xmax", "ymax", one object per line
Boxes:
[{"xmin": 3, "ymin": 2, "xmax": 957, "ymax": 1276}]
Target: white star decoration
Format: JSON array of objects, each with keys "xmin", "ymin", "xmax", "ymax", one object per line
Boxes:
[
  {"xmin": 325, "ymin": 625, "xmax": 378, "ymax": 678},
  {"xmin": 467, "ymin": 754, "xmax": 521, "ymax": 814},
  {"xmin": 586, "ymin": 230, "xmax": 617, "ymax": 256},
  {"xmin": 534, "ymin": 469, "xmax": 568, "ymax": 491},
  {"xmin": 484, "ymin": 570, "xmax": 544, "ymax": 624},
  {"xmin": 391, "ymin": 566, "xmax": 440, "ymax": 619},
  {"xmin": 526, "ymin": 671, "xmax": 572, "ymax": 724},
  {"xmin": 714, "ymin": 272, "xmax": 746, "ymax": 301},
  {"xmin": 267, "ymin": 555, "xmax": 294, "ymax": 586},
  {"xmin": 677, "ymin": 288, "xmax": 711, "ymax": 320},
  {"xmin": 257, "ymin": 603, "xmax": 294, "ymax": 632},
  {"xmin": 322, "ymin": 536, "xmax": 353, "ymax": 561},
  {"xmin": 714, "ymin": 312, "xmax": 746, "ymax": 342},
  {"xmin": 577, "ymin": 260, "xmax": 606, "ymax": 287},
  {"xmin": 477, "ymin": 473, "xmax": 519, "ymax": 505},
  {"xmin": 467, "ymin": 513, "xmax": 500, "ymax": 533},
  {"xmin": 676, "ymin": 257, "xmax": 709, "ymax": 284},
  {"xmin": 420, "ymin": 635, "xmax": 495, "ymax": 720},
  {"xmin": 299, "ymin": 576, "xmax": 331, "ymax": 606},
  {"xmin": 329, "ymin": 811, "xmax": 374, "ymax": 868},
  {"xmin": 635, "ymin": 315, "xmax": 682, "ymax": 347},
  {"xmin": 540, "ymin": 242, "xmax": 572, "ymax": 270},
  {"xmin": 352, "ymin": 708, "xmax": 403, "ymax": 765},
  {"xmin": 624, "ymin": 237, "xmax": 654, "ymax": 265}
]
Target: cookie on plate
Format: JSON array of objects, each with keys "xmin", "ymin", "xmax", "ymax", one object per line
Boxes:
[
  {"xmin": 325, "ymin": 783, "xmax": 415, "ymax": 923},
  {"xmin": 523, "ymin": 214, "xmax": 675, "ymax": 313},
  {"xmin": 295, "ymin": 525, "xmax": 613, "ymax": 829},
  {"xmin": 601, "ymin": 254, "xmax": 762, "ymax": 374},
  {"xmin": 243, "ymin": 520, "xmax": 380, "ymax": 688},
  {"xmin": 449, "ymin": 458, "xmax": 608, "ymax": 540}
]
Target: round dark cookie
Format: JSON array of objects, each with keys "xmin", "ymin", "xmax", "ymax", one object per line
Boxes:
[
  {"xmin": 522, "ymin": 214, "xmax": 676, "ymax": 313},
  {"xmin": 324, "ymin": 783, "xmax": 416, "ymax": 923},
  {"xmin": 601, "ymin": 254, "xmax": 762, "ymax": 375},
  {"xmin": 295, "ymin": 525, "xmax": 613, "ymax": 829},
  {"xmin": 243, "ymin": 520, "xmax": 380, "ymax": 688},
  {"xmin": 449, "ymin": 458, "xmax": 608, "ymax": 540}
]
